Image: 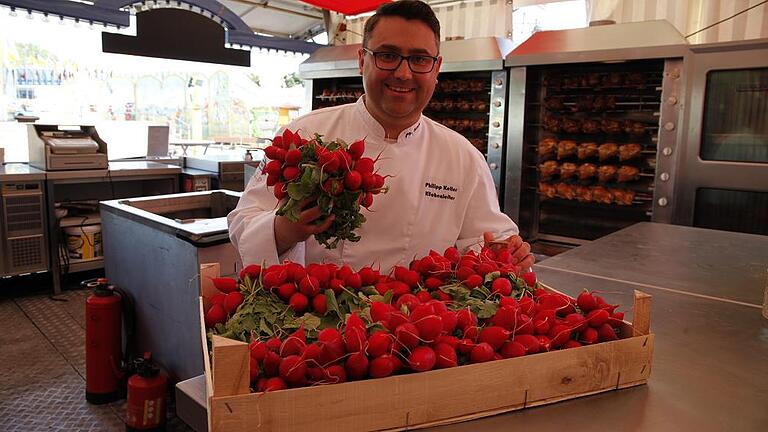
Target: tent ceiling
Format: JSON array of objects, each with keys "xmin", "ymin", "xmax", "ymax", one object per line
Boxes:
[{"xmin": 220, "ymin": 0, "xmax": 326, "ymax": 40}]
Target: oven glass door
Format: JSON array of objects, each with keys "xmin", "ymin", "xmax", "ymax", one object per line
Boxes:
[{"xmin": 700, "ymin": 67, "xmax": 768, "ymax": 163}]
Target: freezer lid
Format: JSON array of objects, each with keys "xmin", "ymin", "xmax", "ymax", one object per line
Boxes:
[
  {"xmin": 505, "ymin": 20, "xmax": 689, "ymax": 66},
  {"xmin": 299, "ymin": 37, "xmax": 514, "ymax": 78}
]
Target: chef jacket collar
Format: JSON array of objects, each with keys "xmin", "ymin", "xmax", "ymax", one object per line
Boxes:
[{"xmin": 356, "ymin": 96, "xmax": 423, "ymax": 143}]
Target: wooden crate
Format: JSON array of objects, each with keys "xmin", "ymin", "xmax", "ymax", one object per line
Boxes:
[{"xmin": 200, "ymin": 266, "xmax": 653, "ymax": 432}]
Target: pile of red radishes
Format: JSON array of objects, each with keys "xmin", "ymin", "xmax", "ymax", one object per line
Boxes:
[
  {"xmin": 260, "ymin": 129, "xmax": 388, "ymax": 249},
  {"xmin": 204, "ymin": 246, "xmax": 626, "ymax": 393}
]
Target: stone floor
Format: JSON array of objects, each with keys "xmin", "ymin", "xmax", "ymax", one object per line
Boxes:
[{"xmin": 0, "ymin": 273, "xmax": 194, "ymax": 431}]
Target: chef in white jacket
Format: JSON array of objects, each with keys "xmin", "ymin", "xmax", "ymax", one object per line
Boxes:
[{"xmin": 228, "ymin": 0, "xmax": 533, "ymax": 272}]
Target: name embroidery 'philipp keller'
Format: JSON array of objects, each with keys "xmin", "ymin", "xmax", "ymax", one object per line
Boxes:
[{"xmin": 424, "ymin": 182, "xmax": 457, "ymax": 201}]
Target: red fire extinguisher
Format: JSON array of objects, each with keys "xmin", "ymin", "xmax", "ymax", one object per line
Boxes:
[
  {"xmin": 126, "ymin": 352, "xmax": 167, "ymax": 432},
  {"xmin": 85, "ymin": 278, "xmax": 124, "ymax": 404}
]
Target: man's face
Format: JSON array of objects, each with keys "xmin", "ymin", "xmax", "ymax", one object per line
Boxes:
[{"xmin": 358, "ymin": 16, "xmax": 442, "ymax": 131}]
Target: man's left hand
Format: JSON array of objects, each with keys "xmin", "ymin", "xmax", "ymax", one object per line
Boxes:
[{"xmin": 483, "ymin": 232, "xmax": 535, "ymax": 270}]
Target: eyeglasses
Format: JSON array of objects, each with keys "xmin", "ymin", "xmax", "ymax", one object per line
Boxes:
[{"xmin": 363, "ymin": 48, "xmax": 438, "ymax": 74}]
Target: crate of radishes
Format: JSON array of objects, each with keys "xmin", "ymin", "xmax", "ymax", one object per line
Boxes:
[{"xmin": 198, "ymin": 247, "xmax": 653, "ymax": 432}]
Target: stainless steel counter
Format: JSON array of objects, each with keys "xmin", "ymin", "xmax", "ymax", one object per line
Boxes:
[
  {"xmin": 537, "ymin": 222, "xmax": 768, "ymax": 306},
  {"xmin": 44, "ymin": 161, "xmax": 181, "ymax": 180},
  {"xmin": 0, "ymin": 163, "xmax": 46, "ymax": 181}
]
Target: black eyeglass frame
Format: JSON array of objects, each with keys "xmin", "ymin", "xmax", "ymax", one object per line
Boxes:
[{"xmin": 362, "ymin": 48, "xmax": 439, "ymax": 74}]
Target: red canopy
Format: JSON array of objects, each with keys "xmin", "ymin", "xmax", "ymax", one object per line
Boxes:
[{"xmin": 300, "ymin": 0, "xmax": 392, "ymax": 16}]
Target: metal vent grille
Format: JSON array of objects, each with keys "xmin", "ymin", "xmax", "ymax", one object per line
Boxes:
[
  {"xmin": 3, "ymin": 195, "xmax": 43, "ymax": 233},
  {"xmin": 9, "ymin": 236, "xmax": 45, "ymax": 270}
]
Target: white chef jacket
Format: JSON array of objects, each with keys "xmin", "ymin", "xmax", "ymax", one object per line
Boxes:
[{"xmin": 227, "ymin": 97, "xmax": 518, "ymax": 272}]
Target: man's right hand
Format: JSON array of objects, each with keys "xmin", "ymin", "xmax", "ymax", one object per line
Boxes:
[{"xmin": 274, "ymin": 200, "xmax": 335, "ymax": 255}]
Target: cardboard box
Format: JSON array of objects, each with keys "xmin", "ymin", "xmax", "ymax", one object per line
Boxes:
[{"xmin": 199, "ymin": 265, "xmax": 653, "ymax": 432}]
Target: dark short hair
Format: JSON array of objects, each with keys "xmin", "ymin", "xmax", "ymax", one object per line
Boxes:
[{"xmin": 363, "ymin": 0, "xmax": 441, "ymax": 52}]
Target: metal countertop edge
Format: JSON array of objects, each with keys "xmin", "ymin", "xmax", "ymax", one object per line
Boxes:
[{"xmin": 534, "ymin": 263, "xmax": 763, "ymax": 309}]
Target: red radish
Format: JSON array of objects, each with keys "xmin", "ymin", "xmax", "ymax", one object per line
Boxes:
[
  {"xmin": 470, "ymin": 342, "xmax": 495, "ymax": 363},
  {"xmin": 344, "ymin": 326, "xmax": 367, "ymax": 353},
  {"xmin": 491, "ymin": 278, "xmax": 512, "ymax": 296},
  {"xmin": 464, "ymin": 274, "xmax": 483, "ymax": 289},
  {"xmin": 210, "ymin": 293, "xmax": 226, "ymax": 306},
  {"xmin": 312, "ymin": 295, "xmax": 328, "ymax": 315},
  {"xmin": 322, "ymin": 178, "xmax": 343, "ymax": 195},
  {"xmin": 513, "ymin": 314, "xmax": 534, "ymax": 335},
  {"xmin": 443, "ymin": 246, "xmax": 460, "ymax": 263},
  {"xmin": 303, "ymin": 343, "xmax": 322, "ymax": 363},
  {"xmin": 276, "ymin": 282, "xmax": 297, "ymax": 302},
  {"xmin": 383, "ymin": 311, "xmax": 409, "ymax": 333},
  {"xmin": 416, "ymin": 291, "xmax": 432, "ymax": 303},
  {"xmin": 337, "ymin": 265, "xmax": 354, "ymax": 282},
  {"xmin": 262, "ymin": 160, "xmax": 282, "ymax": 177},
  {"xmin": 299, "ymin": 275, "xmax": 320, "ymax": 297},
  {"xmin": 457, "ymin": 338, "xmax": 476, "ymax": 355},
  {"xmin": 513, "ymin": 334, "xmax": 541, "ymax": 354},
  {"xmin": 463, "ymin": 325, "xmax": 480, "ymax": 342},
  {"xmin": 345, "ymin": 273, "xmax": 363, "ymax": 290},
  {"xmin": 288, "ymin": 292, "xmax": 309, "ymax": 313},
  {"xmin": 499, "ymin": 297, "xmax": 520, "ymax": 311},
  {"xmin": 205, "ymin": 303, "xmax": 227, "ymax": 328},
  {"xmin": 318, "ymin": 328, "xmax": 342, "ymax": 345},
  {"xmin": 355, "ymin": 157, "xmax": 375, "ymax": 174},
  {"xmin": 395, "ymin": 323, "xmax": 420, "ymax": 350},
  {"xmin": 346, "ymin": 312, "xmax": 365, "ymax": 330},
  {"xmin": 490, "ymin": 306, "xmax": 518, "ymax": 331},
  {"xmin": 262, "ymin": 351, "xmax": 281, "ymax": 377},
  {"xmin": 479, "ymin": 326, "xmax": 509, "ymax": 350},
  {"xmin": 533, "ymin": 318, "xmax": 551, "ymax": 335},
  {"xmin": 358, "ymin": 266, "xmax": 378, "ymax": 286},
  {"xmin": 563, "ymin": 340, "xmax": 582, "ymax": 349},
  {"xmin": 223, "ymin": 291, "xmax": 244, "ymax": 315},
  {"xmin": 282, "ymin": 166, "xmax": 300, "ymax": 181},
  {"xmin": 344, "ymin": 170, "xmax": 363, "ymax": 191},
  {"xmin": 587, "ymin": 309, "xmax": 610, "ymax": 327},
  {"xmin": 366, "ymin": 331, "xmax": 393, "ymax": 357},
  {"xmin": 395, "ymin": 293, "xmax": 420, "ymax": 312},
  {"xmin": 548, "ymin": 324, "xmax": 572, "ymax": 348},
  {"xmin": 306, "ymin": 366, "xmax": 326, "ymax": 383},
  {"xmin": 597, "ymin": 323, "xmax": 618, "ymax": 342},
  {"xmin": 424, "ymin": 277, "xmax": 443, "ymax": 291},
  {"xmin": 284, "ymin": 148, "xmax": 302, "ymax": 166},
  {"xmin": 369, "ymin": 355, "xmax": 395, "ymax": 378},
  {"xmin": 266, "ymin": 337, "xmax": 282, "ymax": 352},
  {"xmin": 249, "ymin": 357, "xmax": 260, "ymax": 382},
  {"xmin": 522, "ymin": 271, "xmax": 537, "ymax": 287},
  {"xmin": 518, "ymin": 295, "xmax": 536, "ymax": 316},
  {"xmin": 329, "ymin": 278, "xmax": 345, "ymax": 294},
  {"xmin": 500, "ymin": 340, "xmax": 526, "ymax": 358},
  {"xmin": 266, "ymin": 174, "xmax": 279, "ymax": 187},
  {"xmin": 389, "ymin": 281, "xmax": 411, "ymax": 297},
  {"xmin": 456, "ymin": 308, "xmax": 478, "ymax": 330},
  {"xmin": 263, "ymin": 270, "xmax": 287, "ymax": 289},
  {"xmin": 439, "ymin": 311, "xmax": 458, "ymax": 334},
  {"xmin": 433, "ymin": 335, "xmax": 459, "ymax": 349},
  {"xmin": 410, "ymin": 304, "xmax": 436, "ymax": 322},
  {"xmin": 348, "ymin": 139, "xmax": 365, "ymax": 160},
  {"xmin": 264, "ymin": 145, "xmax": 279, "ymax": 160},
  {"xmin": 564, "ymin": 313, "xmax": 588, "ymax": 332},
  {"xmin": 475, "ymin": 263, "xmax": 496, "ymax": 277},
  {"xmin": 455, "ymin": 266, "xmax": 475, "ymax": 282},
  {"xmin": 345, "ymin": 351, "xmax": 369, "ymax": 380},
  {"xmin": 434, "ymin": 290, "xmax": 452, "ymax": 302},
  {"xmin": 608, "ymin": 311, "xmax": 625, "ymax": 327},
  {"xmin": 262, "ymin": 377, "xmax": 287, "ymax": 392},
  {"xmin": 286, "ymin": 263, "xmax": 306, "ymax": 282},
  {"xmin": 579, "ymin": 327, "xmax": 598, "ymax": 344},
  {"xmin": 408, "ymin": 346, "xmax": 437, "ymax": 372},
  {"xmin": 577, "ymin": 290, "xmax": 598, "ymax": 312},
  {"xmin": 535, "ymin": 335, "xmax": 552, "ymax": 352},
  {"xmin": 370, "ymin": 301, "xmax": 393, "ymax": 323},
  {"xmin": 273, "ymin": 182, "xmax": 287, "ymax": 200},
  {"xmin": 308, "ymin": 265, "xmax": 331, "ymax": 285},
  {"xmin": 324, "ymin": 365, "xmax": 347, "ymax": 384},
  {"xmin": 249, "ymin": 340, "xmax": 268, "ymax": 362},
  {"xmin": 433, "ymin": 343, "xmax": 458, "ymax": 369},
  {"xmin": 361, "ymin": 192, "xmax": 374, "ymax": 209},
  {"xmin": 429, "ymin": 300, "xmax": 448, "ymax": 315},
  {"xmin": 238, "ymin": 264, "xmax": 262, "ymax": 281},
  {"xmin": 280, "ymin": 327, "xmax": 306, "ymax": 357},
  {"xmin": 212, "ymin": 277, "xmax": 238, "ymax": 294},
  {"xmin": 279, "ymin": 355, "xmax": 307, "ymax": 385},
  {"xmin": 413, "ymin": 315, "xmax": 443, "ymax": 343}
]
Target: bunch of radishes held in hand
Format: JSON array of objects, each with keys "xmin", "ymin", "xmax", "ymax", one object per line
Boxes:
[
  {"xmin": 260, "ymin": 129, "xmax": 388, "ymax": 249},
  {"xmin": 203, "ymin": 246, "xmax": 627, "ymax": 394}
]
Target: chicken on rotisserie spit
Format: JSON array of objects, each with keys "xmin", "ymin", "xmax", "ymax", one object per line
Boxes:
[
  {"xmin": 574, "ymin": 185, "xmax": 593, "ymax": 202},
  {"xmin": 578, "ymin": 163, "xmax": 598, "ymax": 180},
  {"xmin": 597, "ymin": 165, "xmax": 618, "ymax": 183},
  {"xmin": 601, "ymin": 119, "xmax": 622, "ymax": 134},
  {"xmin": 582, "ymin": 119, "xmax": 601, "ymax": 134},
  {"xmin": 556, "ymin": 183, "xmax": 576, "ymax": 200},
  {"xmin": 471, "ymin": 99, "xmax": 488, "ymax": 112},
  {"xmin": 619, "ymin": 143, "xmax": 643, "ymax": 161},
  {"xmin": 603, "ymin": 72, "xmax": 623, "ymax": 87},
  {"xmin": 592, "ymin": 95, "xmax": 616, "ymax": 112},
  {"xmin": 457, "ymin": 99, "xmax": 471, "ymax": 112},
  {"xmin": 427, "ymin": 100, "xmax": 442, "ymax": 112},
  {"xmin": 598, "ymin": 143, "xmax": 619, "ymax": 161},
  {"xmin": 578, "ymin": 142, "xmax": 599, "ymax": 160},
  {"xmin": 590, "ymin": 186, "xmax": 614, "ymax": 204},
  {"xmin": 625, "ymin": 72, "xmax": 646, "ymax": 88},
  {"xmin": 442, "ymin": 99, "xmax": 454, "ymax": 111},
  {"xmin": 623, "ymin": 121, "xmax": 647, "ymax": 136},
  {"xmin": 544, "ymin": 96, "xmax": 565, "ymax": 111},
  {"xmin": 469, "ymin": 80, "xmax": 485, "ymax": 92},
  {"xmin": 543, "ymin": 115, "xmax": 562, "ymax": 133},
  {"xmin": 617, "ymin": 165, "xmax": 640, "ymax": 182},
  {"xmin": 613, "ymin": 189, "xmax": 636, "ymax": 205},
  {"xmin": 563, "ymin": 118, "xmax": 582, "ymax": 134},
  {"xmin": 557, "ymin": 140, "xmax": 578, "ymax": 159},
  {"xmin": 539, "ymin": 160, "xmax": 560, "ymax": 179},
  {"xmin": 574, "ymin": 96, "xmax": 593, "ymax": 112},
  {"xmin": 539, "ymin": 182, "xmax": 557, "ymax": 199},
  {"xmin": 560, "ymin": 162, "xmax": 578, "ymax": 180},
  {"xmin": 538, "ymin": 138, "xmax": 558, "ymax": 158}
]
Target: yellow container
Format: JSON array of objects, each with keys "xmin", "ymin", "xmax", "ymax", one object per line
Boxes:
[{"xmin": 64, "ymin": 225, "xmax": 102, "ymax": 260}]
